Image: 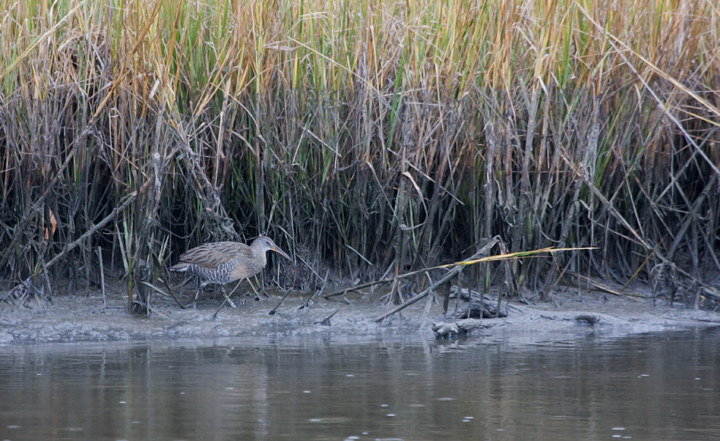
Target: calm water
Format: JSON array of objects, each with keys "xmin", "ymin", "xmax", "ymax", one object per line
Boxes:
[{"xmin": 1, "ymin": 328, "xmax": 719, "ymax": 441}]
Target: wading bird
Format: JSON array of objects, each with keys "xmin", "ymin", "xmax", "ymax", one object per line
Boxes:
[{"xmin": 170, "ymin": 236, "xmax": 291, "ymax": 309}]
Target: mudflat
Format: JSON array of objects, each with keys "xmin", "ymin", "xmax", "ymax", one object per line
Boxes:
[{"xmin": 2, "ymin": 282, "xmax": 719, "ymax": 345}]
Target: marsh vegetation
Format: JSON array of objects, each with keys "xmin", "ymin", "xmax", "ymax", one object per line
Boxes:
[{"xmin": 1, "ymin": 0, "xmax": 718, "ymax": 313}]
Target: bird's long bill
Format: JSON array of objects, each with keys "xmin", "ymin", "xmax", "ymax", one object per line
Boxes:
[{"xmin": 271, "ymin": 246, "xmax": 291, "ymax": 260}]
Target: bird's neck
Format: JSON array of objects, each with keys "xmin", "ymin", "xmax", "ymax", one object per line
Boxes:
[{"xmin": 250, "ymin": 241, "xmax": 268, "ymax": 267}]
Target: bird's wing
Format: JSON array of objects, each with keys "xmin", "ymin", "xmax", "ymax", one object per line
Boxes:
[{"xmin": 177, "ymin": 242, "xmax": 253, "ymax": 269}]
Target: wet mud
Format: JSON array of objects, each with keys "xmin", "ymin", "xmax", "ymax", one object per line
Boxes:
[{"xmin": 2, "ymin": 283, "xmax": 720, "ymax": 345}]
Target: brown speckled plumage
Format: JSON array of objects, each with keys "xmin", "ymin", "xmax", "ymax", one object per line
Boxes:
[{"xmin": 170, "ymin": 236, "xmax": 290, "ymax": 308}]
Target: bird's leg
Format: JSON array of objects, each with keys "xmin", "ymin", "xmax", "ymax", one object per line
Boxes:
[
  {"xmin": 222, "ymin": 280, "xmax": 243, "ymax": 309},
  {"xmin": 187, "ymin": 281, "xmax": 208, "ymax": 309},
  {"xmin": 222, "ymin": 284, "xmax": 239, "ymax": 308},
  {"xmin": 188, "ymin": 288, "xmax": 200, "ymax": 309},
  {"xmin": 211, "ymin": 279, "xmax": 244, "ymax": 319},
  {"xmin": 246, "ymin": 278, "xmax": 260, "ymax": 300}
]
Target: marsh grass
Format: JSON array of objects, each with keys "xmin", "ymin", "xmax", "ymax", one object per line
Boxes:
[{"xmin": 1, "ymin": 0, "xmax": 718, "ymax": 311}]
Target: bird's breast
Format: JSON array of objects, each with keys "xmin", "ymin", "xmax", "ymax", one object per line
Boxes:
[{"xmin": 227, "ymin": 258, "xmax": 265, "ymax": 281}]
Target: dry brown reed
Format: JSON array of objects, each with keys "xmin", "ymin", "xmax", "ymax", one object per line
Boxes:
[{"xmin": 1, "ymin": 0, "xmax": 718, "ymax": 311}]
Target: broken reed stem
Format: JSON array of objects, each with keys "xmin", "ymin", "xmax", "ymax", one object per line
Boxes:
[
  {"xmin": 329, "ymin": 246, "xmax": 595, "ymax": 299},
  {"xmin": 374, "ymin": 243, "xmax": 597, "ymax": 322},
  {"xmin": 374, "ymin": 254, "xmax": 474, "ymax": 322},
  {"xmin": 45, "ymin": 189, "xmax": 141, "ymax": 269},
  {"xmin": 268, "ymin": 289, "xmax": 292, "ymax": 316},
  {"xmin": 375, "ymin": 237, "xmax": 501, "ymax": 322},
  {"xmin": 96, "ymin": 246, "xmax": 106, "ymax": 306}
]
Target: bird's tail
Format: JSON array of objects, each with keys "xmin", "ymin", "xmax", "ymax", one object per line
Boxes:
[{"xmin": 169, "ymin": 263, "xmax": 189, "ymax": 272}]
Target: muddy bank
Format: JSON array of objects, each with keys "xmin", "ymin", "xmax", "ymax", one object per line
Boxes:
[{"xmin": 2, "ymin": 284, "xmax": 720, "ymax": 345}]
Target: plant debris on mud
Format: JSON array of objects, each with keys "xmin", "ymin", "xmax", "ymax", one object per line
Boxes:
[{"xmin": 2, "ymin": 281, "xmax": 719, "ymax": 346}]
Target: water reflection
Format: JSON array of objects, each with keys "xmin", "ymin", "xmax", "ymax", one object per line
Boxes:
[{"xmin": 1, "ymin": 329, "xmax": 719, "ymax": 440}]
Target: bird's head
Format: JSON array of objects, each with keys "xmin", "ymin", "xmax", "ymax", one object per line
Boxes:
[{"xmin": 253, "ymin": 236, "xmax": 291, "ymax": 260}]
